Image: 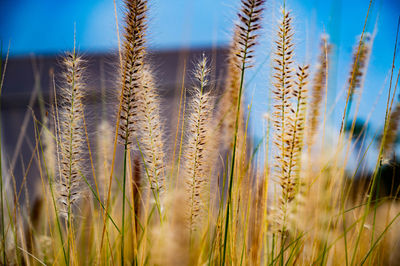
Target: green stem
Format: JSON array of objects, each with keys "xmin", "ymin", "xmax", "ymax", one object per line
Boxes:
[
  {"xmin": 121, "ymin": 140, "xmax": 128, "ymax": 266},
  {"xmin": 80, "ymin": 172, "xmax": 120, "ymax": 233},
  {"xmin": 222, "ymin": 25, "xmax": 249, "ymax": 266}
]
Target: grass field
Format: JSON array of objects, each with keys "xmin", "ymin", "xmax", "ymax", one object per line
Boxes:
[{"xmin": 1, "ymin": 0, "xmax": 400, "ymax": 265}]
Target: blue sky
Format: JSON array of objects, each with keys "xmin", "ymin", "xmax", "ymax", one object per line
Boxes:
[
  {"xmin": 0, "ymin": 0, "xmax": 235, "ymax": 54},
  {"xmin": 1, "ymin": 0, "xmax": 397, "ymax": 55},
  {"xmin": 1, "ymin": 0, "xmax": 399, "ymax": 142}
]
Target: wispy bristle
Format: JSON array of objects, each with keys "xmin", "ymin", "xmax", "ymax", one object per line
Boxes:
[
  {"xmin": 56, "ymin": 52, "xmax": 86, "ymax": 218},
  {"xmin": 183, "ymin": 55, "xmax": 214, "ymax": 235},
  {"xmin": 307, "ymin": 36, "xmax": 330, "ymax": 147},
  {"xmin": 271, "ymin": 7, "xmax": 300, "ymax": 231},
  {"xmin": 276, "ymin": 65, "xmax": 309, "ymax": 231},
  {"xmin": 137, "ymin": 66, "xmax": 166, "ymax": 194},
  {"xmin": 235, "ymin": 0, "xmax": 265, "ymax": 68},
  {"xmin": 271, "ymin": 8, "xmax": 295, "ymax": 184},
  {"xmin": 285, "ymin": 65, "xmax": 309, "ymax": 200},
  {"xmin": 218, "ymin": 30, "xmax": 243, "ymax": 148},
  {"xmin": 383, "ymin": 103, "xmax": 400, "ymax": 158},
  {"xmin": 348, "ymin": 35, "xmax": 371, "ymax": 98},
  {"xmin": 217, "ymin": 0, "xmax": 265, "ymax": 148},
  {"xmin": 340, "ymin": 34, "xmax": 371, "ymax": 134},
  {"xmin": 118, "ymin": 0, "xmax": 148, "ymax": 146}
]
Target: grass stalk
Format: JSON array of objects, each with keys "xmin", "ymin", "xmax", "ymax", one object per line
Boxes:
[
  {"xmin": 222, "ymin": 1, "xmax": 265, "ymax": 264},
  {"xmin": 0, "ymin": 41, "xmax": 8, "ymax": 265},
  {"xmin": 121, "ymin": 140, "xmax": 128, "ymax": 265}
]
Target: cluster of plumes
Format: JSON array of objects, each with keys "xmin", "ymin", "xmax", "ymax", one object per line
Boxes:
[
  {"xmin": 307, "ymin": 36, "xmax": 330, "ymax": 147},
  {"xmin": 347, "ymin": 34, "xmax": 371, "ymax": 100},
  {"xmin": 383, "ymin": 103, "xmax": 400, "ymax": 159},
  {"xmin": 217, "ymin": 0, "xmax": 265, "ymax": 149},
  {"xmin": 271, "ymin": 9, "xmax": 309, "ymax": 230},
  {"xmin": 137, "ymin": 67, "xmax": 165, "ymax": 193},
  {"xmin": 183, "ymin": 56, "xmax": 215, "ymax": 234},
  {"xmin": 56, "ymin": 52, "xmax": 86, "ymax": 218},
  {"xmin": 118, "ymin": 0, "xmax": 148, "ymax": 146}
]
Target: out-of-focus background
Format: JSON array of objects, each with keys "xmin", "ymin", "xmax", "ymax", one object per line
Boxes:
[{"xmin": 0, "ymin": 0, "xmax": 399, "ymax": 191}]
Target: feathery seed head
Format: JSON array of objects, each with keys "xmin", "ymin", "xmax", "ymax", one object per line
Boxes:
[
  {"xmin": 307, "ymin": 36, "xmax": 331, "ymax": 147},
  {"xmin": 348, "ymin": 34, "xmax": 371, "ymax": 97},
  {"xmin": 183, "ymin": 55, "xmax": 215, "ymax": 234},
  {"xmin": 217, "ymin": 30, "xmax": 243, "ymax": 148},
  {"xmin": 217, "ymin": 0, "xmax": 265, "ymax": 148},
  {"xmin": 137, "ymin": 66, "xmax": 166, "ymax": 194},
  {"xmin": 383, "ymin": 103, "xmax": 400, "ymax": 158},
  {"xmin": 118, "ymin": 0, "xmax": 148, "ymax": 147},
  {"xmin": 270, "ymin": 9, "xmax": 313, "ymax": 232},
  {"xmin": 271, "ymin": 7, "xmax": 295, "ymax": 180},
  {"xmin": 235, "ymin": 0, "xmax": 265, "ymax": 69},
  {"xmin": 56, "ymin": 51, "xmax": 86, "ymax": 218}
]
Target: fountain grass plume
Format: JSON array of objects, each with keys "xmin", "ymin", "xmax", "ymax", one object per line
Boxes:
[
  {"xmin": 137, "ymin": 66, "xmax": 166, "ymax": 195},
  {"xmin": 56, "ymin": 52, "xmax": 86, "ymax": 220},
  {"xmin": 183, "ymin": 55, "xmax": 214, "ymax": 238}
]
